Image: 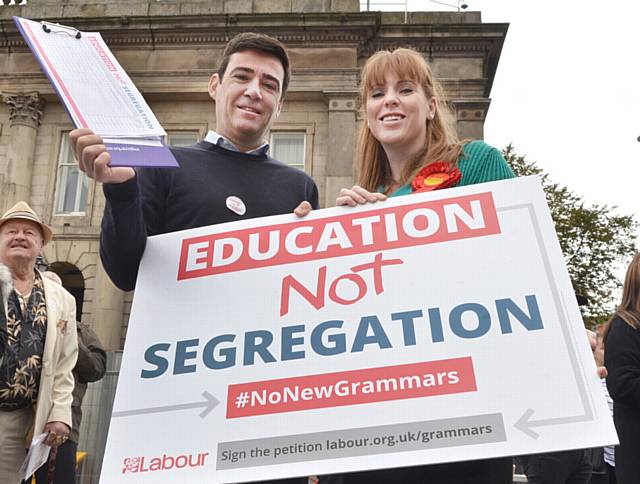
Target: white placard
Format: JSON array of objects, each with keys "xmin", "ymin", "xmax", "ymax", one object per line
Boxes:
[{"xmin": 101, "ymin": 176, "xmax": 617, "ymax": 483}]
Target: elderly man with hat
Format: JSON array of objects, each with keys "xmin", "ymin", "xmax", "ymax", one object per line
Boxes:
[{"xmin": 0, "ymin": 201, "xmax": 78, "ymax": 483}]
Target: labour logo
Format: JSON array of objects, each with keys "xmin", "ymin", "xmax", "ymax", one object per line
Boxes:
[
  {"xmin": 121, "ymin": 452, "xmax": 209, "ymax": 474},
  {"xmin": 122, "ymin": 456, "xmax": 142, "ymax": 473}
]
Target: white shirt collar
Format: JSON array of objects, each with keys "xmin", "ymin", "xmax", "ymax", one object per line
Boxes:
[{"xmin": 204, "ymin": 131, "xmax": 269, "ymax": 156}]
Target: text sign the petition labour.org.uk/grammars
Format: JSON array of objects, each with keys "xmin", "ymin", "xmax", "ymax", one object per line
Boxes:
[{"xmin": 100, "ymin": 176, "xmax": 617, "ymax": 483}]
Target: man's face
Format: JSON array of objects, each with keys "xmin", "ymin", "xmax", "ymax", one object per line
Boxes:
[
  {"xmin": 208, "ymin": 50, "xmax": 285, "ymax": 151},
  {"xmin": 0, "ymin": 220, "xmax": 43, "ymax": 265}
]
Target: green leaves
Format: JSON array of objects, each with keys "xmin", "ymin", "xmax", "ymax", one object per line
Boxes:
[{"xmin": 503, "ymin": 144, "xmax": 638, "ymax": 327}]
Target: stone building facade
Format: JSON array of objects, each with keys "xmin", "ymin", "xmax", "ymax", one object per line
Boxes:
[{"xmin": 0, "ymin": 0, "xmax": 507, "ymax": 351}]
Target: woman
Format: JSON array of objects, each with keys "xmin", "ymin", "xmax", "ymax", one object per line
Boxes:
[
  {"xmin": 318, "ymin": 48, "xmax": 515, "ymax": 484},
  {"xmin": 604, "ymin": 252, "xmax": 640, "ymax": 484},
  {"xmin": 334, "ymin": 47, "xmax": 513, "ymax": 208}
]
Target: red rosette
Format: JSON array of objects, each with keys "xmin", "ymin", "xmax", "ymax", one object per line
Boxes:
[{"xmin": 411, "ymin": 161, "xmax": 461, "ymax": 193}]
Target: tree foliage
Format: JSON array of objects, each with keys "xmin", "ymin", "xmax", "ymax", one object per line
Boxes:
[{"xmin": 503, "ymin": 145, "xmax": 638, "ymax": 327}]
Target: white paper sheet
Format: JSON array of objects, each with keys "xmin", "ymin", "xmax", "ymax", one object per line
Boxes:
[
  {"xmin": 15, "ymin": 17, "xmax": 165, "ymax": 138},
  {"xmin": 14, "ymin": 17, "xmax": 178, "ymax": 168},
  {"xmin": 19, "ymin": 432, "xmax": 51, "ymax": 481}
]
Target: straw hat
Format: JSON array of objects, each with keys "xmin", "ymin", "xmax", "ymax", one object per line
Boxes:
[{"xmin": 0, "ymin": 201, "xmax": 53, "ymax": 245}]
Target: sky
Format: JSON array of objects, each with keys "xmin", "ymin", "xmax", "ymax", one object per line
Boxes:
[{"xmin": 377, "ymin": 0, "xmax": 640, "ymax": 285}]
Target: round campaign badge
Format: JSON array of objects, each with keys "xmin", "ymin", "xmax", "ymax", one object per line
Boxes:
[{"xmin": 226, "ymin": 196, "xmax": 246, "ymax": 216}]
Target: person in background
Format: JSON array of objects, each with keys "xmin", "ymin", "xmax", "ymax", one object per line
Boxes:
[
  {"xmin": 586, "ymin": 325, "xmax": 616, "ymax": 484},
  {"xmin": 0, "ymin": 202, "xmax": 77, "ymax": 484},
  {"xmin": 34, "ymin": 272, "xmax": 107, "ymax": 484},
  {"xmin": 598, "ymin": 377, "xmax": 616, "ymax": 484},
  {"xmin": 604, "ymin": 252, "xmax": 640, "ymax": 484}
]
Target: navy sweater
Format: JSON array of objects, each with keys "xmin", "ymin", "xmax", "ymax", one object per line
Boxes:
[{"xmin": 101, "ymin": 141, "xmax": 319, "ymax": 291}]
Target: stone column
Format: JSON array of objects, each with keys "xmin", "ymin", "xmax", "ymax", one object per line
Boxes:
[
  {"xmin": 454, "ymin": 99, "xmax": 490, "ymax": 140},
  {"xmin": 323, "ymin": 89, "xmax": 359, "ymax": 207},
  {"xmin": 93, "ymin": 259, "xmax": 125, "ymax": 350},
  {"xmin": 1, "ymin": 92, "xmax": 45, "ymax": 211}
]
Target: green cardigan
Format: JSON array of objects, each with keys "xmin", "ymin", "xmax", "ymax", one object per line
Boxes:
[{"xmin": 388, "ymin": 140, "xmax": 515, "ymax": 197}]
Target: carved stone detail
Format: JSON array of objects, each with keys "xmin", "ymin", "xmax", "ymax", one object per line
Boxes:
[
  {"xmin": 323, "ymin": 90, "xmax": 359, "ymax": 112},
  {"xmin": 453, "ymin": 99, "xmax": 490, "ymax": 121},
  {"xmin": 2, "ymin": 92, "xmax": 45, "ymax": 129}
]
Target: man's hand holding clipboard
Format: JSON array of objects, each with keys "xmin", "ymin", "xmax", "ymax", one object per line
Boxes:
[{"xmin": 69, "ymin": 128, "xmax": 136, "ymax": 184}]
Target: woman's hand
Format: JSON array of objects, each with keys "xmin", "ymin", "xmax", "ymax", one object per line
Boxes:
[{"xmin": 336, "ymin": 185, "xmax": 387, "ymax": 207}]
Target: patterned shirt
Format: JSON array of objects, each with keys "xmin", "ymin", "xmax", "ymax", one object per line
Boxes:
[{"xmin": 0, "ymin": 271, "xmax": 47, "ymax": 409}]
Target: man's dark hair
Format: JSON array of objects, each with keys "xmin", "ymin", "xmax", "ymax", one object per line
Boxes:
[{"xmin": 218, "ymin": 32, "xmax": 291, "ymax": 97}]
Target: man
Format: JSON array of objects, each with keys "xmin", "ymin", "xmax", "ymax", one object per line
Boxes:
[
  {"xmin": 0, "ymin": 202, "xmax": 78, "ymax": 484},
  {"xmin": 34, "ymin": 271, "xmax": 107, "ymax": 484},
  {"xmin": 70, "ymin": 32, "xmax": 319, "ymax": 291},
  {"xmin": 70, "ymin": 33, "xmax": 317, "ymax": 484}
]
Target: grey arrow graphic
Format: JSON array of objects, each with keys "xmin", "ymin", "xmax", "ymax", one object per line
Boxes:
[
  {"xmin": 111, "ymin": 391, "xmax": 220, "ymax": 419},
  {"xmin": 514, "ymin": 408, "xmax": 591, "ymax": 439},
  {"xmin": 499, "ymin": 201, "xmax": 594, "ymax": 439}
]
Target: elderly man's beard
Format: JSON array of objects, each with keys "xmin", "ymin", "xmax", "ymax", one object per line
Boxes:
[{"xmin": 0, "ymin": 262, "xmax": 11, "ymax": 366}]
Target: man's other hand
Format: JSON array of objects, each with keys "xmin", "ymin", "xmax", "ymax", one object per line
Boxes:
[
  {"xmin": 294, "ymin": 201, "xmax": 313, "ymax": 217},
  {"xmin": 69, "ymin": 128, "xmax": 135, "ymax": 184}
]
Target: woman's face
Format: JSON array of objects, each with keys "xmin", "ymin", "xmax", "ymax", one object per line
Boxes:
[{"xmin": 365, "ymin": 72, "xmax": 435, "ymax": 158}]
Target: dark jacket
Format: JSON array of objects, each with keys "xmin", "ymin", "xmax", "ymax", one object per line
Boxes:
[
  {"xmin": 605, "ymin": 315, "xmax": 640, "ymax": 484},
  {"xmin": 70, "ymin": 322, "xmax": 106, "ymax": 443}
]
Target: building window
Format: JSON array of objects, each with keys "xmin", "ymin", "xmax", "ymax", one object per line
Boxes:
[
  {"xmin": 55, "ymin": 133, "xmax": 88, "ymax": 215},
  {"xmin": 270, "ymin": 132, "xmax": 305, "ymax": 171},
  {"xmin": 166, "ymin": 131, "xmax": 199, "ymax": 147}
]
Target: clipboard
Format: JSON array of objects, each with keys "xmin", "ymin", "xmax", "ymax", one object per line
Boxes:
[{"xmin": 14, "ymin": 16, "xmax": 179, "ymax": 168}]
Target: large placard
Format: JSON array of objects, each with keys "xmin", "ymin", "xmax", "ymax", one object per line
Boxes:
[{"xmin": 101, "ymin": 176, "xmax": 617, "ymax": 482}]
